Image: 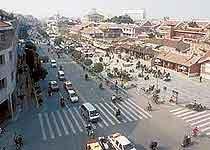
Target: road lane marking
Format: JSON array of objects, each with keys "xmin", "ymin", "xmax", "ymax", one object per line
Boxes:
[
  {"xmin": 99, "ymin": 103, "xmax": 121, "ymax": 124},
  {"xmin": 56, "ymin": 111, "xmax": 69, "ymax": 135},
  {"xmin": 127, "ymin": 99, "xmax": 152, "ymax": 118},
  {"xmin": 44, "ymin": 113, "xmax": 55, "ymax": 139},
  {"xmin": 173, "ymin": 109, "xmax": 190, "ymax": 115},
  {"xmin": 191, "ymin": 117, "xmax": 210, "ymax": 126},
  {"xmin": 62, "ymin": 109, "xmax": 76, "ymax": 134},
  {"xmin": 95, "ymin": 104, "xmax": 115, "ymax": 125},
  {"xmin": 186, "ymin": 113, "xmax": 210, "ymax": 122},
  {"xmin": 121, "ymin": 102, "xmax": 143, "ymax": 120},
  {"xmin": 169, "ymin": 108, "xmax": 183, "ymax": 113},
  {"xmin": 38, "ymin": 113, "xmax": 47, "ymax": 140},
  {"xmin": 74, "ymin": 108, "xmax": 86, "ymax": 127},
  {"xmin": 177, "ymin": 111, "xmax": 196, "ymax": 117},
  {"xmin": 104, "ymin": 103, "xmax": 127, "ymax": 123},
  {"xmin": 51, "ymin": 112, "xmax": 62, "ymax": 137},
  {"xmin": 201, "ymin": 126, "xmax": 210, "ymax": 132},
  {"xmin": 67, "ymin": 108, "xmax": 83, "ymax": 132},
  {"xmin": 182, "ymin": 111, "xmax": 207, "ymax": 120},
  {"xmin": 109, "ymin": 103, "xmax": 133, "ymax": 122},
  {"xmin": 113, "ymin": 102, "xmax": 137, "ymax": 121},
  {"xmin": 197, "ymin": 122, "xmax": 210, "ymax": 128},
  {"xmin": 124, "ymin": 101, "xmax": 146, "ymax": 119}
]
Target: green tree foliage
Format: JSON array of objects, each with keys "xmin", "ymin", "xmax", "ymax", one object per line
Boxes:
[
  {"xmin": 105, "ymin": 15, "xmax": 134, "ymax": 24},
  {"xmin": 72, "ymin": 51, "xmax": 82, "ymax": 60},
  {"xmin": 93, "ymin": 63, "xmax": 104, "ymax": 73},
  {"xmin": 84, "ymin": 58, "xmax": 93, "ymax": 66},
  {"xmin": 54, "ymin": 37, "xmax": 63, "ymax": 46}
]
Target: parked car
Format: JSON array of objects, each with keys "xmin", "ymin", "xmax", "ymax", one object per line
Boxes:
[
  {"xmin": 48, "ymin": 81, "xmax": 59, "ymax": 91},
  {"xmin": 58, "ymin": 70, "xmax": 65, "ymax": 80},
  {"xmin": 67, "ymin": 90, "xmax": 79, "ymax": 103}
]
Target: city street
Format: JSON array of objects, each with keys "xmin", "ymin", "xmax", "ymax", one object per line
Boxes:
[{"xmin": 1, "ymin": 44, "xmax": 210, "ymax": 150}]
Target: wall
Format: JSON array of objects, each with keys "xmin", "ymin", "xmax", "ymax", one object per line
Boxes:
[{"xmin": 189, "ymin": 63, "xmax": 200, "ymax": 77}]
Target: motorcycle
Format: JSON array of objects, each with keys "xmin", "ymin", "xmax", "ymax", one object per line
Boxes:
[
  {"xmin": 181, "ymin": 135, "xmax": 191, "ymax": 147},
  {"xmin": 99, "ymin": 83, "xmax": 103, "ymax": 89},
  {"xmin": 85, "ymin": 74, "xmax": 88, "ymax": 80},
  {"xmin": 149, "ymin": 141, "xmax": 158, "ymax": 150}
]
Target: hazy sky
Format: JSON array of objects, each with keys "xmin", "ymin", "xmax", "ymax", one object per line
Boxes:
[{"xmin": 2, "ymin": 0, "xmax": 210, "ymax": 19}]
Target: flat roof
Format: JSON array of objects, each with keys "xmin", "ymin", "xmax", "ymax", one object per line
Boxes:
[{"xmin": 82, "ymin": 102, "xmax": 96, "ymax": 111}]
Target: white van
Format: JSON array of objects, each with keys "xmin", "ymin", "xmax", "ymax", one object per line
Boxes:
[
  {"xmin": 80, "ymin": 103, "xmax": 100, "ymax": 122},
  {"xmin": 67, "ymin": 90, "xmax": 79, "ymax": 102},
  {"xmin": 58, "ymin": 70, "xmax": 65, "ymax": 80}
]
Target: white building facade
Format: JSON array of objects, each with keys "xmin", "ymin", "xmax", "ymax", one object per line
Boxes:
[
  {"xmin": 0, "ymin": 21, "xmax": 17, "ymax": 123},
  {"xmin": 123, "ymin": 9, "xmax": 146, "ymax": 21}
]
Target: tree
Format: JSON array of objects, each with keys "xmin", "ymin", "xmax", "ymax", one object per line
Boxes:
[
  {"xmin": 93, "ymin": 63, "xmax": 104, "ymax": 74},
  {"xmin": 105, "ymin": 15, "xmax": 134, "ymax": 24},
  {"xmin": 54, "ymin": 37, "xmax": 63, "ymax": 45},
  {"xmin": 99, "ymin": 57, "xmax": 103, "ymax": 62},
  {"xmin": 84, "ymin": 58, "xmax": 93, "ymax": 66},
  {"xmin": 72, "ymin": 51, "xmax": 82, "ymax": 60}
]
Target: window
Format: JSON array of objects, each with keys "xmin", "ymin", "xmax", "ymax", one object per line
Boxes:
[
  {"xmin": 0, "ymin": 55, "xmax": 5, "ymax": 64},
  {"xmin": 0, "ymin": 33, "xmax": 5, "ymax": 41},
  {"xmin": 11, "ymin": 72, "xmax": 14, "ymax": 81},
  {"xmin": 0, "ymin": 78, "xmax": 7, "ymax": 89},
  {"xmin": 9, "ymin": 51, "xmax": 13, "ymax": 61}
]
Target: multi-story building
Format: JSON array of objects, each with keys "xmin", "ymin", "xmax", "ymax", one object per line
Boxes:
[
  {"xmin": 123, "ymin": 9, "xmax": 146, "ymax": 21},
  {"xmin": 0, "ymin": 20, "xmax": 17, "ymax": 124}
]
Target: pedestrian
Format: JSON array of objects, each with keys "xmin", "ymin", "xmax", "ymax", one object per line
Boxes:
[{"xmin": 200, "ymin": 76, "xmax": 202, "ymax": 83}]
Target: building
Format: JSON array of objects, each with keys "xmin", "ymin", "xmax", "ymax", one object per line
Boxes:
[
  {"xmin": 98, "ymin": 23, "xmax": 122, "ymax": 38},
  {"xmin": 0, "ymin": 21, "xmax": 17, "ymax": 124},
  {"xmin": 123, "ymin": 9, "xmax": 146, "ymax": 21},
  {"xmin": 199, "ymin": 50, "xmax": 210, "ymax": 79},
  {"xmin": 83, "ymin": 9, "xmax": 105, "ymax": 23}
]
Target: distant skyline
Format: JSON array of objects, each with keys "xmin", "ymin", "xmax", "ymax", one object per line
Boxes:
[{"xmin": 2, "ymin": 0, "xmax": 210, "ymax": 19}]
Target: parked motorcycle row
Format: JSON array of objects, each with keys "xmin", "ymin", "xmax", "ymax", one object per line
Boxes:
[{"xmin": 185, "ymin": 101, "xmax": 208, "ymax": 112}]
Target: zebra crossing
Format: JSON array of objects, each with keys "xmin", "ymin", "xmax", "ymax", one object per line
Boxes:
[
  {"xmin": 38, "ymin": 99, "xmax": 152, "ymax": 140},
  {"xmin": 169, "ymin": 107, "xmax": 210, "ymax": 136}
]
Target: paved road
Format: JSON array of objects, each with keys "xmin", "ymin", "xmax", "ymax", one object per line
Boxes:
[{"xmin": 2, "ymin": 44, "xmax": 210, "ymax": 150}]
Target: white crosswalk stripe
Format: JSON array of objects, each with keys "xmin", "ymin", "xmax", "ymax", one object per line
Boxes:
[
  {"xmin": 67, "ymin": 109, "xmax": 83, "ymax": 132},
  {"xmin": 95, "ymin": 104, "xmax": 115, "ymax": 125},
  {"xmin": 186, "ymin": 113, "xmax": 210, "ymax": 123},
  {"xmin": 38, "ymin": 113, "xmax": 47, "ymax": 140},
  {"xmin": 182, "ymin": 111, "xmax": 207, "ymax": 120},
  {"xmin": 56, "ymin": 111, "xmax": 69, "ymax": 135},
  {"xmin": 123, "ymin": 101, "xmax": 146, "ymax": 119},
  {"xmin": 119, "ymin": 103, "xmax": 138, "ymax": 121},
  {"xmin": 44, "ymin": 113, "xmax": 55, "ymax": 139},
  {"xmin": 109, "ymin": 103, "xmax": 134, "ymax": 122},
  {"xmin": 127, "ymin": 98, "xmax": 152, "ymax": 118},
  {"xmin": 104, "ymin": 103, "xmax": 127, "ymax": 123},
  {"xmin": 170, "ymin": 108, "xmax": 183, "ymax": 113},
  {"xmin": 38, "ymin": 100, "xmax": 152, "ymax": 140},
  {"xmin": 177, "ymin": 111, "xmax": 196, "ymax": 117},
  {"xmin": 51, "ymin": 112, "xmax": 62, "ymax": 136},
  {"xmin": 169, "ymin": 107, "xmax": 210, "ymax": 136},
  {"xmin": 100, "ymin": 103, "xmax": 121, "ymax": 124},
  {"xmin": 62, "ymin": 110, "xmax": 76, "ymax": 134},
  {"xmin": 173, "ymin": 109, "xmax": 190, "ymax": 115},
  {"xmin": 191, "ymin": 117, "xmax": 210, "ymax": 126},
  {"xmin": 74, "ymin": 108, "xmax": 86, "ymax": 127},
  {"xmin": 120, "ymin": 102, "xmax": 142, "ymax": 120}
]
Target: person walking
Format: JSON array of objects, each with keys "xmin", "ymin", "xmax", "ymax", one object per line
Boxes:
[{"xmin": 199, "ymin": 76, "xmax": 202, "ymax": 83}]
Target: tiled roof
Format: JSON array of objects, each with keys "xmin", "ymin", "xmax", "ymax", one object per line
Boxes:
[
  {"xmin": 0, "ymin": 21, "xmax": 11, "ymax": 28},
  {"xmin": 198, "ymin": 50, "xmax": 210, "ymax": 63},
  {"xmin": 81, "ymin": 27, "xmax": 103, "ymax": 34},
  {"xmin": 157, "ymin": 51, "xmax": 201, "ymax": 67}
]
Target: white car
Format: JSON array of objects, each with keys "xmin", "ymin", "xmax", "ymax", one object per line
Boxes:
[
  {"xmin": 67, "ymin": 90, "xmax": 79, "ymax": 102},
  {"xmin": 51, "ymin": 59, "xmax": 57, "ymax": 68},
  {"xmin": 49, "ymin": 81, "xmax": 59, "ymax": 91},
  {"xmin": 63, "ymin": 81, "xmax": 73, "ymax": 90},
  {"xmin": 109, "ymin": 133, "xmax": 136, "ymax": 150}
]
